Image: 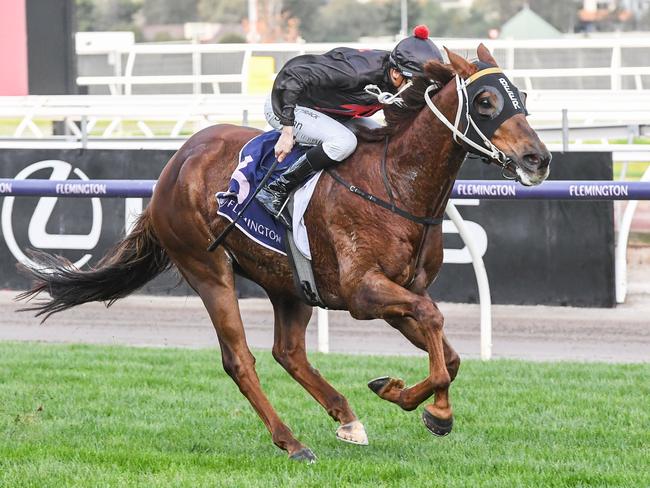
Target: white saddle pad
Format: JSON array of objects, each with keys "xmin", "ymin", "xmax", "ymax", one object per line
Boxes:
[{"xmin": 291, "ymin": 171, "xmax": 323, "ymax": 260}]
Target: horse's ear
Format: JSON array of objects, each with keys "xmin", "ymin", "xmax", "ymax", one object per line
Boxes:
[
  {"xmin": 444, "ymin": 47, "xmax": 476, "ymax": 79},
  {"xmin": 477, "ymin": 43, "xmax": 498, "ymax": 66}
]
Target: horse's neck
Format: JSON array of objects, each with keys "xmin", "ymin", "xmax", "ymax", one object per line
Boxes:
[{"xmin": 387, "ymin": 81, "xmax": 466, "ymax": 219}]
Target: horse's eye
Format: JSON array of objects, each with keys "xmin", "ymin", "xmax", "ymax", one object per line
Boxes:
[{"xmin": 479, "ymin": 98, "xmax": 491, "ymax": 109}]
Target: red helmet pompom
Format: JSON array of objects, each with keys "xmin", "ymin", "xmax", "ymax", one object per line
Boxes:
[{"xmin": 413, "ymin": 25, "xmax": 429, "ymax": 39}]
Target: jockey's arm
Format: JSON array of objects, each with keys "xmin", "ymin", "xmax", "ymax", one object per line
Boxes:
[
  {"xmin": 271, "ymin": 61, "xmax": 351, "ymax": 162},
  {"xmin": 271, "ymin": 61, "xmax": 353, "ymax": 128}
]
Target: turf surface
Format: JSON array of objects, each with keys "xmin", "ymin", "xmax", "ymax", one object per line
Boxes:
[{"xmin": 1, "ymin": 342, "xmax": 648, "ymax": 487}]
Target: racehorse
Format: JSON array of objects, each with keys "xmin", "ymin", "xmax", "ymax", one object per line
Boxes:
[{"xmin": 18, "ymin": 45, "xmax": 550, "ymax": 462}]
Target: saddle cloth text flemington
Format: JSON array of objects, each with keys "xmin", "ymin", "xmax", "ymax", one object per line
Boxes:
[{"xmin": 217, "ymin": 131, "xmax": 308, "ymax": 256}]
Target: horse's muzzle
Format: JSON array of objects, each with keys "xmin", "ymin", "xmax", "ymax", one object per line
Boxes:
[{"xmin": 510, "ymin": 146, "xmax": 551, "ymax": 186}]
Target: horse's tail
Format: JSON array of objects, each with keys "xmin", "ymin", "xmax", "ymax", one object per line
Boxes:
[{"xmin": 17, "ymin": 209, "xmax": 172, "ymax": 321}]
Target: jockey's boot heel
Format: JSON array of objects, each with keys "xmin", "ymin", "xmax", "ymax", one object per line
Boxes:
[{"xmin": 256, "ymin": 153, "xmax": 316, "ymax": 229}]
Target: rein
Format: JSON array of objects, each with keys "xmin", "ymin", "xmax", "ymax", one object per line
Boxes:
[
  {"xmin": 327, "ymin": 136, "xmax": 439, "ymax": 290},
  {"xmin": 364, "ymin": 80, "xmax": 413, "ymax": 108},
  {"xmin": 327, "ymin": 137, "xmax": 443, "ymax": 227},
  {"xmin": 363, "ymin": 66, "xmax": 525, "ymax": 182},
  {"xmin": 329, "ymin": 66, "xmax": 525, "ymax": 226}
]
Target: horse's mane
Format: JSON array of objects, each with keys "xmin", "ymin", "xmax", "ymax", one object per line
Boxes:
[{"xmin": 358, "ymin": 60, "xmax": 455, "ymax": 142}]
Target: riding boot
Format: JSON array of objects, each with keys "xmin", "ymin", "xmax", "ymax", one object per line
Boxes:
[{"xmin": 256, "ymin": 145, "xmax": 335, "ymax": 229}]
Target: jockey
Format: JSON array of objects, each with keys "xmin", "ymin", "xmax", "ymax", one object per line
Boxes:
[{"xmin": 256, "ymin": 25, "xmax": 443, "ymax": 225}]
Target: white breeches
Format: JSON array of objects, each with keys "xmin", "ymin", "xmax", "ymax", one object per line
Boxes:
[{"xmin": 264, "ymin": 97, "xmax": 381, "ymax": 162}]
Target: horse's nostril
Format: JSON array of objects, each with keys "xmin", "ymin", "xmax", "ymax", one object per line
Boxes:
[
  {"xmin": 523, "ymin": 152, "xmax": 550, "ymax": 169},
  {"xmin": 523, "ymin": 153, "xmax": 540, "ymax": 166}
]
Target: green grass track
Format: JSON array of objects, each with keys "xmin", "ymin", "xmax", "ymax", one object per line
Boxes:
[{"xmin": 1, "ymin": 342, "xmax": 648, "ymax": 487}]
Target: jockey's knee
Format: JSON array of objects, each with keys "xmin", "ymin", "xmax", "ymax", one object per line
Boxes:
[
  {"xmin": 323, "ymin": 131, "xmax": 357, "ymax": 162},
  {"xmin": 307, "ymin": 130, "xmax": 356, "ymax": 170}
]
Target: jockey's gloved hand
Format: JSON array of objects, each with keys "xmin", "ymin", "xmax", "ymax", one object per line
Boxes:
[{"xmin": 275, "ymin": 125, "xmax": 295, "ymax": 162}]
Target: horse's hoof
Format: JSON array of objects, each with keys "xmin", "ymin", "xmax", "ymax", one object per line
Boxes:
[
  {"xmin": 289, "ymin": 447, "xmax": 317, "ymax": 463},
  {"xmin": 367, "ymin": 376, "xmax": 405, "ymax": 402},
  {"xmin": 422, "ymin": 409, "xmax": 453, "ymax": 437},
  {"xmin": 367, "ymin": 376, "xmax": 390, "ymax": 395},
  {"xmin": 336, "ymin": 420, "xmax": 369, "ymax": 445}
]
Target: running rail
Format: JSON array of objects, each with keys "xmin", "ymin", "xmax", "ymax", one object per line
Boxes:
[
  {"xmin": 1, "ymin": 179, "xmax": 650, "ymax": 199},
  {"xmin": 3, "ymin": 178, "xmax": 650, "ymax": 359}
]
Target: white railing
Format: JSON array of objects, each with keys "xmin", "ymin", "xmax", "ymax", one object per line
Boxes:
[
  {"xmin": 3, "ymin": 91, "xmax": 650, "ymax": 145},
  {"xmin": 0, "ymin": 94, "xmax": 266, "ymax": 138},
  {"xmin": 75, "ymin": 37, "xmax": 650, "ymax": 95}
]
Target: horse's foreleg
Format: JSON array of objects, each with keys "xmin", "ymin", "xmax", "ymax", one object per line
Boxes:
[
  {"xmin": 270, "ymin": 296, "xmax": 367, "ymax": 445},
  {"xmin": 442, "ymin": 334, "xmax": 461, "ymax": 381},
  {"xmin": 348, "ymin": 273, "xmax": 453, "ymax": 435},
  {"xmin": 387, "ymin": 317, "xmax": 461, "ymax": 381},
  {"xmin": 171, "ymin": 249, "xmax": 315, "ymax": 462}
]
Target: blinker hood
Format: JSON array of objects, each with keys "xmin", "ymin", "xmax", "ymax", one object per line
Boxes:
[{"xmin": 462, "ymin": 63, "xmax": 528, "ymax": 150}]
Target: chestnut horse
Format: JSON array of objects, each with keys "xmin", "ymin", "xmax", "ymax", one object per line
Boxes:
[{"xmin": 19, "ymin": 46, "xmax": 550, "ymax": 462}]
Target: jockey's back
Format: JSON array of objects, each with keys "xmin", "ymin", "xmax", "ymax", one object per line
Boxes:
[{"xmin": 271, "ymin": 48, "xmax": 391, "ymax": 124}]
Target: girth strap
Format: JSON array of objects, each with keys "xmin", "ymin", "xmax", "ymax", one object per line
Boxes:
[
  {"xmin": 327, "ymin": 170, "xmax": 443, "ymax": 227},
  {"xmin": 284, "ymin": 192, "xmax": 326, "ymax": 308}
]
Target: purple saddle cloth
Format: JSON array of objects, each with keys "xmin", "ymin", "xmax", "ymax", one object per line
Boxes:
[{"xmin": 217, "ymin": 130, "xmax": 307, "ymax": 255}]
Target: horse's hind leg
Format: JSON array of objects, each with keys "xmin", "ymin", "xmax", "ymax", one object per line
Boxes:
[
  {"xmin": 270, "ymin": 296, "xmax": 368, "ymax": 445},
  {"xmin": 170, "ymin": 248, "xmax": 315, "ymax": 462}
]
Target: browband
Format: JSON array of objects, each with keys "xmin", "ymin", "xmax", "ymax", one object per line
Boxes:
[{"xmin": 465, "ymin": 67, "xmax": 503, "ymax": 85}]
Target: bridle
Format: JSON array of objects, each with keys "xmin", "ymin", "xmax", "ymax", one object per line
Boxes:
[
  {"xmin": 366, "ymin": 66, "xmax": 528, "ymax": 182},
  {"xmin": 338, "ymin": 65, "xmax": 531, "ymax": 227},
  {"xmin": 423, "ymin": 68, "xmax": 522, "ymax": 182}
]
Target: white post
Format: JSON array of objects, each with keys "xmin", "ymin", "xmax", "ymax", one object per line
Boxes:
[
  {"xmin": 400, "ymin": 0, "xmax": 408, "ymax": 38},
  {"xmin": 191, "ymin": 38, "xmax": 201, "ymax": 95},
  {"xmin": 247, "ymin": 0, "xmax": 259, "ymax": 43},
  {"xmin": 112, "ymin": 49, "xmax": 123, "ymax": 95},
  {"xmin": 123, "ymin": 50, "xmax": 136, "ymax": 96},
  {"xmin": 610, "ymin": 44, "xmax": 622, "ymax": 90},
  {"xmin": 615, "ymin": 164, "xmax": 650, "ymax": 303},
  {"xmin": 240, "ymin": 47, "xmax": 252, "ymax": 95},
  {"xmin": 445, "ymin": 202, "xmax": 493, "ymax": 360},
  {"xmin": 317, "ymin": 307, "xmax": 329, "ymax": 353},
  {"xmin": 506, "ymin": 41, "xmax": 515, "ymax": 71}
]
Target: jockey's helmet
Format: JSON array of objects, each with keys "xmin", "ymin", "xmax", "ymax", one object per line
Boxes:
[{"xmin": 389, "ymin": 25, "xmax": 443, "ymax": 78}]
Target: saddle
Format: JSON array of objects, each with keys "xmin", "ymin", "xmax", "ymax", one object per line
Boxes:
[{"xmin": 216, "ymin": 131, "xmax": 325, "ymax": 307}]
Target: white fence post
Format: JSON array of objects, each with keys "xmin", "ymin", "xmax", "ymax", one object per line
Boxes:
[
  {"xmin": 445, "ymin": 202, "xmax": 493, "ymax": 360},
  {"xmin": 615, "ymin": 164, "xmax": 650, "ymax": 303},
  {"xmin": 192, "ymin": 43, "xmax": 202, "ymax": 95},
  {"xmin": 123, "ymin": 50, "xmax": 136, "ymax": 96},
  {"xmin": 610, "ymin": 43, "xmax": 622, "ymax": 91},
  {"xmin": 317, "ymin": 307, "xmax": 329, "ymax": 353}
]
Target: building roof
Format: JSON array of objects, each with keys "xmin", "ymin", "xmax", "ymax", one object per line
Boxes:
[{"xmin": 500, "ymin": 6, "xmax": 562, "ymax": 39}]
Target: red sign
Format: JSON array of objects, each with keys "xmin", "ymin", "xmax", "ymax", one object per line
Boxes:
[{"xmin": 0, "ymin": 0, "xmax": 28, "ymax": 95}]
